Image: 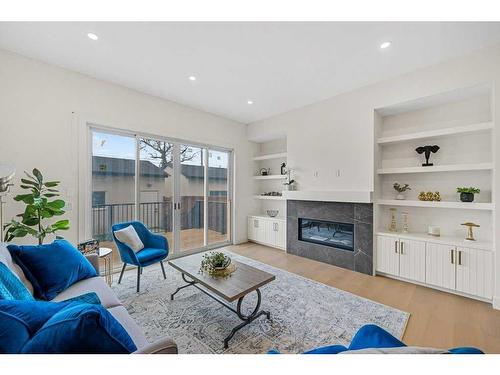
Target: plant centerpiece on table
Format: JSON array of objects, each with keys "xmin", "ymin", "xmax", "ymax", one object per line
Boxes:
[
  {"xmin": 393, "ymin": 183, "xmax": 411, "ymax": 200},
  {"xmin": 457, "ymin": 187, "xmax": 480, "ymax": 203},
  {"xmin": 3, "ymin": 168, "xmax": 69, "ymax": 244},
  {"xmin": 199, "ymin": 251, "xmax": 234, "ymax": 278}
]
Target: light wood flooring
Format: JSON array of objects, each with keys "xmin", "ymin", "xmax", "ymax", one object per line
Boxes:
[{"xmin": 229, "ymin": 241, "xmax": 500, "ymax": 353}]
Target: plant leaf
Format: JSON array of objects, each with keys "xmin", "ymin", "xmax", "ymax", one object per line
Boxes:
[
  {"xmin": 32, "ymin": 168, "xmax": 43, "ymax": 182},
  {"xmin": 21, "ymin": 178, "xmax": 38, "ymax": 186},
  {"xmin": 46, "ymin": 199, "xmax": 65, "ymax": 209},
  {"xmin": 44, "ymin": 181, "xmax": 60, "ymax": 187}
]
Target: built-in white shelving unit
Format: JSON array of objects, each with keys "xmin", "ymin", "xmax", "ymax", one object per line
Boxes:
[
  {"xmin": 250, "ymin": 138, "xmax": 288, "ymax": 250},
  {"xmin": 373, "ymin": 84, "xmax": 495, "ymax": 303}
]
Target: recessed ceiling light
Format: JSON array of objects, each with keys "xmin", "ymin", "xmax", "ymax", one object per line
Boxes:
[
  {"xmin": 380, "ymin": 41, "xmax": 391, "ymax": 49},
  {"xmin": 87, "ymin": 32, "xmax": 99, "ymax": 41},
  {"xmin": 188, "ymin": 76, "xmax": 197, "ymax": 81},
  {"xmin": 247, "ymin": 100, "xmax": 254, "ymax": 105}
]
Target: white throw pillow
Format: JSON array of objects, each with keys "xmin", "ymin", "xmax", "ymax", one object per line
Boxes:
[{"xmin": 114, "ymin": 225, "xmax": 145, "ymax": 252}]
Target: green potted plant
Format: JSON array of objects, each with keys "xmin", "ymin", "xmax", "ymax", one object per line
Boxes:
[
  {"xmin": 3, "ymin": 168, "xmax": 69, "ymax": 244},
  {"xmin": 200, "ymin": 251, "xmax": 232, "ymax": 277},
  {"xmin": 456, "ymin": 187, "xmax": 480, "ymax": 203}
]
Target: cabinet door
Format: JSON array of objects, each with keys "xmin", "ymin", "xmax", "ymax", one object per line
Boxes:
[
  {"xmin": 425, "ymin": 242, "xmax": 456, "ymax": 290},
  {"xmin": 376, "ymin": 235, "xmax": 399, "ymax": 276},
  {"xmin": 456, "ymin": 247, "xmax": 493, "ymax": 299},
  {"xmin": 254, "ymin": 218, "xmax": 265, "ymax": 242},
  {"xmin": 399, "ymin": 239, "xmax": 426, "ymax": 283},
  {"xmin": 264, "ymin": 220, "xmax": 276, "ymax": 245},
  {"xmin": 274, "ymin": 221, "xmax": 286, "ymax": 249}
]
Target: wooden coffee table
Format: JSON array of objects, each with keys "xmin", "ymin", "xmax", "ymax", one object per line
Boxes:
[{"xmin": 169, "ymin": 252, "xmax": 275, "ymax": 348}]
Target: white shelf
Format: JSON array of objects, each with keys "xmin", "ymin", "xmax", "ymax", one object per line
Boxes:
[
  {"xmin": 253, "ymin": 152, "xmax": 287, "ymax": 161},
  {"xmin": 377, "ymin": 163, "xmax": 493, "ymax": 175},
  {"xmin": 377, "ymin": 122, "xmax": 493, "ymax": 145},
  {"xmin": 377, "ymin": 230, "xmax": 493, "ymax": 251},
  {"xmin": 254, "ymin": 195, "xmax": 284, "ymax": 201},
  {"xmin": 253, "ymin": 174, "xmax": 287, "ymax": 180},
  {"xmin": 376, "ymin": 199, "xmax": 494, "ymax": 211}
]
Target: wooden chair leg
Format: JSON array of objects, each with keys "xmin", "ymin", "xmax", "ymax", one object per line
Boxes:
[
  {"xmin": 136, "ymin": 267, "xmax": 141, "ymax": 293},
  {"xmin": 118, "ymin": 263, "xmax": 126, "ymax": 284},
  {"xmin": 160, "ymin": 261, "xmax": 167, "ymax": 279}
]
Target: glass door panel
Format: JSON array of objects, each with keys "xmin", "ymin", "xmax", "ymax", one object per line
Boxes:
[
  {"xmin": 179, "ymin": 145, "xmax": 205, "ymax": 251},
  {"xmin": 91, "ymin": 130, "xmax": 136, "ymax": 270},
  {"xmin": 208, "ymin": 149, "xmax": 231, "ymax": 245},
  {"xmin": 139, "ymin": 138, "xmax": 174, "ymax": 253}
]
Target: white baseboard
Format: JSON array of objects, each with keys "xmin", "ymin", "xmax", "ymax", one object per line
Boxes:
[{"xmin": 493, "ymin": 296, "xmax": 500, "ymax": 310}]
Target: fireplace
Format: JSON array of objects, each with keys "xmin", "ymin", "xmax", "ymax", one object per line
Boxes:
[
  {"xmin": 298, "ymin": 218, "xmax": 354, "ymax": 251},
  {"xmin": 287, "ymin": 200, "xmax": 373, "ymax": 275}
]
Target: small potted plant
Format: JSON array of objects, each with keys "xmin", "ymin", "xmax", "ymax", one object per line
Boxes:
[
  {"xmin": 457, "ymin": 187, "xmax": 480, "ymax": 202},
  {"xmin": 393, "ymin": 183, "xmax": 411, "ymax": 200},
  {"xmin": 200, "ymin": 251, "xmax": 232, "ymax": 277},
  {"xmin": 283, "ymin": 168, "xmax": 295, "ymax": 191}
]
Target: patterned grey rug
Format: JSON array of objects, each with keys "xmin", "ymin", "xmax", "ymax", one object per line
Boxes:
[{"xmin": 112, "ymin": 251, "xmax": 409, "ymax": 354}]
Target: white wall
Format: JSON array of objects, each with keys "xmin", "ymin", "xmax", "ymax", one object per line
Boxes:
[
  {"xmin": 0, "ymin": 49, "xmax": 255, "ymax": 245},
  {"xmin": 247, "ymin": 43, "xmax": 500, "ymax": 307}
]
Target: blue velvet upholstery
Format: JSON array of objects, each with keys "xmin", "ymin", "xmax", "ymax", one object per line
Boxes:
[
  {"xmin": 112, "ymin": 221, "xmax": 169, "ymax": 292},
  {"xmin": 269, "ymin": 324, "xmax": 484, "ymax": 354},
  {"xmin": 22, "ymin": 302, "xmax": 137, "ymax": 354},
  {"xmin": 7, "ymin": 240, "xmax": 97, "ymax": 300},
  {"xmin": 0, "ymin": 262, "xmax": 35, "ymax": 301},
  {"xmin": 112, "ymin": 221, "xmax": 169, "ymax": 267},
  {"xmin": 0, "ymin": 299, "xmax": 75, "ymax": 353}
]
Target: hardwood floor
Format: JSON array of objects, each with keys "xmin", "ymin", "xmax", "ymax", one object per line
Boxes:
[{"xmin": 228, "ymin": 241, "xmax": 500, "ymax": 353}]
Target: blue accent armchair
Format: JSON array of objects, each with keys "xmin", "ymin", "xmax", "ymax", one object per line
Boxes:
[
  {"xmin": 269, "ymin": 324, "xmax": 483, "ymax": 354},
  {"xmin": 111, "ymin": 221, "xmax": 169, "ymax": 293}
]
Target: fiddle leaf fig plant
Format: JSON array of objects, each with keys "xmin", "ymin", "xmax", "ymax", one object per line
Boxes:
[{"xmin": 4, "ymin": 168, "xmax": 69, "ymax": 244}]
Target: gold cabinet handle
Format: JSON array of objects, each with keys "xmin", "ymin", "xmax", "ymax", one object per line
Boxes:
[{"xmin": 394, "ymin": 241, "xmax": 398, "ymax": 254}]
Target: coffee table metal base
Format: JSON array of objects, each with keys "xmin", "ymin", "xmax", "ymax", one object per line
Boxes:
[{"xmin": 171, "ymin": 273, "xmax": 272, "ymax": 349}]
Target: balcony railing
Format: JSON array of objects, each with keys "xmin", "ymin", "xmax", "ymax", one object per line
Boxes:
[{"xmin": 92, "ymin": 197, "xmax": 227, "ymax": 241}]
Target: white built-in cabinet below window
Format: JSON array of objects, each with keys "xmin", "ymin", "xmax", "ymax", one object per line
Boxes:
[
  {"xmin": 247, "ymin": 215, "xmax": 286, "ymax": 250},
  {"xmin": 376, "ymin": 234, "xmax": 493, "ymax": 301}
]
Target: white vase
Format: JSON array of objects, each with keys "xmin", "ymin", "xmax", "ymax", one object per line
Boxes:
[{"xmin": 396, "ymin": 193, "xmax": 405, "ymax": 200}]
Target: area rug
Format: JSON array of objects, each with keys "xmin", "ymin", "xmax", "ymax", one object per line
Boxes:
[{"xmin": 112, "ymin": 251, "xmax": 410, "ymax": 354}]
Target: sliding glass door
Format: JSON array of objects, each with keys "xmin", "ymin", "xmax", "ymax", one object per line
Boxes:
[
  {"xmin": 90, "ymin": 127, "xmax": 232, "ymax": 265},
  {"xmin": 138, "ymin": 138, "xmax": 175, "ymax": 252}
]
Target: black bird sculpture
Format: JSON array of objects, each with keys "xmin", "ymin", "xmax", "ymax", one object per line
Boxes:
[{"xmin": 415, "ymin": 145, "xmax": 440, "ymax": 166}]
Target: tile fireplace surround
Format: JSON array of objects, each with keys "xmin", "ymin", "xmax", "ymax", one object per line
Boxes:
[{"xmin": 287, "ymin": 200, "xmax": 373, "ymax": 275}]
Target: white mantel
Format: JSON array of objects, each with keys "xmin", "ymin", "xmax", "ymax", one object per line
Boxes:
[{"xmin": 281, "ymin": 190, "xmax": 373, "ymax": 203}]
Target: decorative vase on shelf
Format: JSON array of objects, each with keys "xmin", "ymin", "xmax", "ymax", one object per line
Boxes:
[
  {"xmin": 401, "ymin": 212, "xmax": 409, "ymax": 233},
  {"xmin": 460, "ymin": 192, "xmax": 474, "ymax": 202},
  {"xmin": 389, "ymin": 208, "xmax": 397, "ymax": 232},
  {"xmin": 396, "ymin": 193, "xmax": 405, "ymax": 200}
]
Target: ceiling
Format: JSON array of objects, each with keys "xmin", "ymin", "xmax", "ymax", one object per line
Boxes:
[{"xmin": 1, "ymin": 22, "xmax": 500, "ymax": 124}]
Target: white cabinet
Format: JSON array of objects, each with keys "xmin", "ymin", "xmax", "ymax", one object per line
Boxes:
[
  {"xmin": 376, "ymin": 235, "xmax": 399, "ymax": 276},
  {"xmin": 247, "ymin": 215, "xmax": 286, "ymax": 250},
  {"xmin": 399, "ymin": 238, "xmax": 426, "ymax": 283},
  {"xmin": 425, "ymin": 242, "xmax": 456, "ymax": 290},
  {"xmin": 455, "ymin": 247, "xmax": 493, "ymax": 299},
  {"xmin": 377, "ymin": 233, "xmax": 493, "ymax": 301},
  {"xmin": 247, "ymin": 217, "xmax": 264, "ymax": 242},
  {"xmin": 376, "ymin": 235, "xmax": 425, "ymax": 283},
  {"xmin": 425, "ymin": 243, "xmax": 493, "ymax": 299}
]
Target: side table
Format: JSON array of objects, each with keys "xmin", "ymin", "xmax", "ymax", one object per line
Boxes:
[{"xmin": 98, "ymin": 247, "xmax": 113, "ymax": 286}]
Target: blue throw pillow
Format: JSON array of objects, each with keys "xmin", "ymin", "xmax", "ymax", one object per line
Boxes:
[
  {"xmin": 22, "ymin": 303, "xmax": 137, "ymax": 354},
  {"xmin": 8, "ymin": 240, "xmax": 97, "ymax": 300},
  {"xmin": 0, "ymin": 299, "xmax": 73, "ymax": 353},
  {"xmin": 0, "ymin": 262, "xmax": 35, "ymax": 301}
]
